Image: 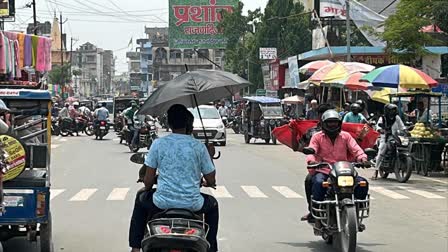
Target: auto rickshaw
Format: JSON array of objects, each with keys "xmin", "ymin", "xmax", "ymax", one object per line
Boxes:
[
  {"xmin": 242, "ymin": 96, "xmax": 284, "ymax": 144},
  {"xmin": 0, "ymin": 89, "xmax": 53, "ymax": 252},
  {"xmin": 112, "ymin": 96, "xmax": 138, "ymax": 132}
]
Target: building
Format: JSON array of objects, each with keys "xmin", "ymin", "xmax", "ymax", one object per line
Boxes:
[
  {"xmin": 145, "ymin": 27, "xmax": 225, "ymax": 83},
  {"xmin": 72, "ymin": 42, "xmax": 108, "ymax": 98},
  {"xmin": 103, "ymin": 50, "xmax": 115, "ymax": 94},
  {"xmin": 50, "ymin": 16, "xmax": 70, "ymax": 67}
]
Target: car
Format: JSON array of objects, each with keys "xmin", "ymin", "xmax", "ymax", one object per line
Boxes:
[{"xmin": 188, "ymin": 105, "xmax": 226, "ymax": 146}]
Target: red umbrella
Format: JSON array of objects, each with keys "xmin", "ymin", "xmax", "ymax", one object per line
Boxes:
[
  {"xmin": 344, "ymin": 72, "xmax": 371, "ymax": 91},
  {"xmin": 299, "ymin": 60, "xmax": 334, "ymax": 75}
]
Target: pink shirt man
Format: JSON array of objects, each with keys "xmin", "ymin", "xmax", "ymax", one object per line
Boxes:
[{"xmin": 306, "ymin": 131, "xmax": 367, "ymax": 175}]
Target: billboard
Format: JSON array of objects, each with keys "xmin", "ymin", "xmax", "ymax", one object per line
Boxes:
[
  {"xmin": 287, "ymin": 56, "xmax": 299, "ymax": 88},
  {"xmin": 0, "ymin": 0, "xmax": 14, "ymax": 17},
  {"xmin": 259, "ymin": 48, "xmax": 277, "ymax": 60},
  {"xmin": 169, "ymin": 0, "xmax": 238, "ymax": 49}
]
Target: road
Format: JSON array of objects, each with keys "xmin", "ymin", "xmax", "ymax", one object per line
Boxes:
[{"xmin": 3, "ymin": 131, "xmax": 448, "ymax": 252}]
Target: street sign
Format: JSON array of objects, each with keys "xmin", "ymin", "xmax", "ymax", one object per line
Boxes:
[
  {"xmin": 259, "ymin": 48, "xmax": 277, "ymax": 60},
  {"xmin": 256, "ymin": 89, "xmax": 266, "ymax": 96}
]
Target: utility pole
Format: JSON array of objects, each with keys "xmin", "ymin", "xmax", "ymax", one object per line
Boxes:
[
  {"xmin": 60, "ymin": 13, "xmax": 64, "ymax": 89},
  {"xmin": 346, "ymin": 0, "xmax": 351, "ymax": 62},
  {"xmin": 32, "ymin": 0, "xmax": 37, "ymax": 35}
]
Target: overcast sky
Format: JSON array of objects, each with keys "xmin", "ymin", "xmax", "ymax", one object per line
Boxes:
[{"xmin": 9, "ymin": 0, "xmax": 269, "ymax": 73}]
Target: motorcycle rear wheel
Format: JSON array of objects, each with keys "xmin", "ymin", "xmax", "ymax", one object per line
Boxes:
[
  {"xmin": 394, "ymin": 156, "xmax": 413, "ymax": 183},
  {"xmin": 60, "ymin": 130, "xmax": 70, "ymax": 137},
  {"xmin": 85, "ymin": 125, "xmax": 95, "ymax": 136},
  {"xmin": 337, "ymin": 206, "xmax": 357, "ymax": 252},
  {"xmin": 379, "ymin": 170, "xmax": 389, "ymax": 179}
]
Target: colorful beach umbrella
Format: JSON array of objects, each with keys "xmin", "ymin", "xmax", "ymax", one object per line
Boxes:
[
  {"xmin": 361, "ymin": 64, "xmax": 438, "ymax": 89},
  {"xmin": 332, "ymin": 72, "xmax": 372, "ymax": 90},
  {"xmin": 299, "ymin": 60, "xmax": 334, "ymax": 75},
  {"xmin": 366, "ymin": 87, "xmax": 408, "ymax": 104},
  {"xmin": 308, "ymin": 62, "xmax": 375, "ymax": 85}
]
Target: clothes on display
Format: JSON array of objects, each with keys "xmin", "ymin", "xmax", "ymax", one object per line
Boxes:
[{"xmin": 0, "ymin": 31, "xmax": 52, "ymax": 84}]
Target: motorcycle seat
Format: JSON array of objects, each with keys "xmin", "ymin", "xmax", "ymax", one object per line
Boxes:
[{"xmin": 152, "ymin": 208, "xmax": 202, "ymax": 220}]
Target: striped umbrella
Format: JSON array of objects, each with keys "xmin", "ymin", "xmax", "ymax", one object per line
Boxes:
[
  {"xmin": 299, "ymin": 60, "xmax": 334, "ymax": 75},
  {"xmin": 361, "ymin": 64, "xmax": 438, "ymax": 89},
  {"xmin": 332, "ymin": 72, "xmax": 372, "ymax": 91},
  {"xmin": 308, "ymin": 62, "xmax": 375, "ymax": 85}
]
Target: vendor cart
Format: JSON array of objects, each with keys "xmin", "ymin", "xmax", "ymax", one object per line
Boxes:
[
  {"xmin": 0, "ymin": 89, "xmax": 53, "ymax": 251},
  {"xmin": 391, "ymin": 92, "xmax": 448, "ymax": 176}
]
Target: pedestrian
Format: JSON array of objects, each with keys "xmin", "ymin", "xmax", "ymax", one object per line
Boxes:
[{"xmin": 306, "ymin": 99, "xmax": 319, "ymax": 120}]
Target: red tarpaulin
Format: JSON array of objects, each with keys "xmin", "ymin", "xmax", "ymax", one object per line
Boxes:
[{"xmin": 272, "ymin": 120, "xmax": 380, "ymax": 152}]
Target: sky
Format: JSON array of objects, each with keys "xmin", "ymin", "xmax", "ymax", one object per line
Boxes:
[{"xmin": 8, "ymin": 0, "xmax": 269, "ymax": 74}]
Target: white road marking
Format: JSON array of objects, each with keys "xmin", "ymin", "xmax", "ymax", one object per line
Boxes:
[
  {"xmin": 59, "ymin": 138, "xmax": 68, "ymax": 142},
  {"xmin": 419, "ymin": 176, "xmax": 448, "ymax": 185},
  {"xmin": 397, "ymin": 186, "xmax": 445, "ymax": 199},
  {"xmin": 69, "ymin": 188, "xmax": 98, "ymax": 201},
  {"xmin": 112, "ymin": 138, "xmax": 120, "ymax": 141},
  {"xmin": 241, "ymin": 186, "xmax": 268, "ymax": 198},
  {"xmin": 51, "ymin": 144, "xmax": 60, "ymax": 149},
  {"xmin": 50, "ymin": 189, "xmax": 66, "ymax": 200},
  {"xmin": 436, "ymin": 188, "xmax": 448, "ymax": 192},
  {"xmin": 106, "ymin": 188, "xmax": 130, "ymax": 201},
  {"xmin": 210, "ymin": 186, "xmax": 233, "ymax": 198},
  {"xmin": 272, "ymin": 186, "xmax": 303, "ymax": 198},
  {"xmin": 54, "ymin": 136, "xmax": 62, "ymax": 141},
  {"xmin": 370, "ymin": 187, "xmax": 409, "ymax": 199}
]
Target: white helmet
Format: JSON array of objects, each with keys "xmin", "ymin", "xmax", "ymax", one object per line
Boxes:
[{"xmin": 73, "ymin": 102, "xmax": 80, "ymax": 106}]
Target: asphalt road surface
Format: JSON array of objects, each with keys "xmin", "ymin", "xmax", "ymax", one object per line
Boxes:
[{"xmin": 3, "ymin": 131, "xmax": 448, "ymax": 252}]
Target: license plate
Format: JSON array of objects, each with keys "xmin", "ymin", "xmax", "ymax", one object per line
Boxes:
[
  {"xmin": 3, "ymin": 196, "xmax": 25, "ymax": 207},
  {"xmin": 100, "ymin": 126, "xmax": 106, "ymax": 129},
  {"xmin": 198, "ymin": 132, "xmax": 212, "ymax": 137}
]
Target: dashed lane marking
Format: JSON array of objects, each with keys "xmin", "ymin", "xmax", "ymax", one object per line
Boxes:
[
  {"xmin": 51, "ymin": 144, "xmax": 60, "ymax": 149},
  {"xmin": 69, "ymin": 188, "xmax": 98, "ymax": 201},
  {"xmin": 50, "ymin": 189, "xmax": 66, "ymax": 200},
  {"xmin": 106, "ymin": 188, "xmax": 130, "ymax": 201},
  {"xmin": 272, "ymin": 186, "xmax": 303, "ymax": 198},
  {"xmin": 241, "ymin": 186, "xmax": 268, "ymax": 198},
  {"xmin": 418, "ymin": 176, "xmax": 448, "ymax": 185},
  {"xmin": 370, "ymin": 187, "xmax": 409, "ymax": 199},
  {"xmin": 397, "ymin": 186, "xmax": 445, "ymax": 199},
  {"xmin": 210, "ymin": 186, "xmax": 233, "ymax": 198}
]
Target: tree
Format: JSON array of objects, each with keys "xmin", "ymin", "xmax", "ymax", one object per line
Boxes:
[
  {"xmin": 48, "ymin": 64, "xmax": 72, "ymax": 85},
  {"xmin": 382, "ymin": 0, "xmax": 448, "ymax": 63}
]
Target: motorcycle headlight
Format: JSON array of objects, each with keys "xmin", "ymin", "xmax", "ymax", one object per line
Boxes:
[
  {"xmin": 337, "ymin": 176, "xmax": 354, "ymax": 187},
  {"xmin": 260, "ymin": 120, "xmax": 265, "ymax": 127}
]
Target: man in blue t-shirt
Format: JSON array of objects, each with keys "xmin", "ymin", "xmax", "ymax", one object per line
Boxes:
[
  {"xmin": 129, "ymin": 104, "xmax": 218, "ymax": 252},
  {"xmin": 343, "ymin": 103, "xmax": 367, "ymax": 124}
]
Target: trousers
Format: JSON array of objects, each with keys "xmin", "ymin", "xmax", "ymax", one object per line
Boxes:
[{"xmin": 129, "ymin": 189, "xmax": 219, "ymax": 252}]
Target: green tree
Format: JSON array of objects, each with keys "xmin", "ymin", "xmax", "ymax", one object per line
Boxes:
[
  {"xmin": 382, "ymin": 0, "xmax": 448, "ymax": 63},
  {"xmin": 49, "ymin": 64, "xmax": 72, "ymax": 85}
]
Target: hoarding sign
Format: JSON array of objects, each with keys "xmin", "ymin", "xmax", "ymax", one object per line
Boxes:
[
  {"xmin": 259, "ymin": 48, "xmax": 277, "ymax": 60},
  {"xmin": 169, "ymin": 0, "xmax": 238, "ymax": 49},
  {"xmin": 287, "ymin": 56, "xmax": 299, "ymax": 88}
]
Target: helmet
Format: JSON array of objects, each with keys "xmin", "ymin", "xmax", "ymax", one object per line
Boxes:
[
  {"xmin": 355, "ymin": 100, "xmax": 366, "ymax": 111},
  {"xmin": 350, "ymin": 103, "xmax": 362, "ymax": 114},
  {"xmin": 73, "ymin": 102, "xmax": 80, "ymax": 107},
  {"xmin": 321, "ymin": 110, "xmax": 342, "ymax": 138},
  {"xmin": 384, "ymin": 103, "xmax": 398, "ymax": 121},
  {"xmin": 80, "ymin": 102, "xmax": 86, "ymax": 107}
]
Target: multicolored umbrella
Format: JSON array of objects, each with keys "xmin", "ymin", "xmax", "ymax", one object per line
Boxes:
[
  {"xmin": 366, "ymin": 87, "xmax": 408, "ymax": 104},
  {"xmin": 308, "ymin": 62, "xmax": 375, "ymax": 85},
  {"xmin": 299, "ymin": 60, "xmax": 334, "ymax": 75},
  {"xmin": 282, "ymin": 95, "xmax": 305, "ymax": 104},
  {"xmin": 332, "ymin": 72, "xmax": 371, "ymax": 90},
  {"xmin": 360, "ymin": 64, "xmax": 438, "ymax": 89}
]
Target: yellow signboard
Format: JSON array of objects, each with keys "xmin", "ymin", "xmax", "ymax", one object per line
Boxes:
[
  {"xmin": 0, "ymin": 135, "xmax": 26, "ymax": 181},
  {"xmin": 0, "ymin": 0, "xmax": 9, "ymax": 17}
]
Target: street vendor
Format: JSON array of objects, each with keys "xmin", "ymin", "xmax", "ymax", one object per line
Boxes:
[{"xmin": 410, "ymin": 101, "xmax": 434, "ymax": 123}]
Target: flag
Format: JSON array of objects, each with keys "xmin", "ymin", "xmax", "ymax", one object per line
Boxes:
[{"xmin": 128, "ymin": 37, "xmax": 133, "ymax": 47}]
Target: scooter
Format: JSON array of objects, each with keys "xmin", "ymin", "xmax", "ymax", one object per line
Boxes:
[{"xmin": 129, "ymin": 153, "xmax": 211, "ymax": 252}]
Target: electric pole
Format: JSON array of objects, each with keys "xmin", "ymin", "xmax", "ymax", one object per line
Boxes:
[
  {"xmin": 60, "ymin": 13, "xmax": 64, "ymax": 98},
  {"xmin": 346, "ymin": 0, "xmax": 351, "ymax": 62},
  {"xmin": 32, "ymin": 0, "xmax": 37, "ymax": 35}
]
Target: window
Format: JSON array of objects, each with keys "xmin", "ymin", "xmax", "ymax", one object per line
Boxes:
[
  {"xmin": 184, "ymin": 49, "xmax": 194, "ymax": 59},
  {"xmin": 86, "ymin": 55, "xmax": 95, "ymax": 62},
  {"xmin": 169, "ymin": 49, "xmax": 182, "ymax": 60},
  {"xmin": 197, "ymin": 49, "xmax": 209, "ymax": 59}
]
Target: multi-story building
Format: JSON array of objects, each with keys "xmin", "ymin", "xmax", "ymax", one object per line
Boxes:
[
  {"xmin": 103, "ymin": 50, "xmax": 115, "ymax": 94},
  {"xmin": 72, "ymin": 42, "xmax": 105, "ymax": 98}
]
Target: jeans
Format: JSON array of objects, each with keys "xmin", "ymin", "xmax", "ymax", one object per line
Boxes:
[
  {"xmin": 129, "ymin": 189, "xmax": 219, "ymax": 252},
  {"xmin": 304, "ymin": 174, "xmax": 313, "ymax": 211},
  {"xmin": 311, "ymin": 173, "xmax": 369, "ymax": 201},
  {"xmin": 131, "ymin": 128, "xmax": 140, "ymax": 146}
]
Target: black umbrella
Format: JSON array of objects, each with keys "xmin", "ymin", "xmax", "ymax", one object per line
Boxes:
[{"xmin": 138, "ymin": 69, "xmax": 250, "ymax": 116}]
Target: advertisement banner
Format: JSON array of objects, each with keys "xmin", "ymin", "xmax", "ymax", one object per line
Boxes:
[
  {"xmin": 259, "ymin": 48, "xmax": 277, "ymax": 60},
  {"xmin": 169, "ymin": 0, "xmax": 238, "ymax": 49},
  {"xmin": 319, "ymin": 0, "xmax": 345, "ymax": 18},
  {"xmin": 287, "ymin": 56, "xmax": 300, "ymax": 88},
  {"xmin": 0, "ymin": 0, "xmax": 9, "ymax": 17}
]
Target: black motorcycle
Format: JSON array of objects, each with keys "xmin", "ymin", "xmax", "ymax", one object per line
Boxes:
[
  {"xmin": 370, "ymin": 129, "xmax": 413, "ymax": 183},
  {"xmin": 129, "ymin": 153, "xmax": 211, "ymax": 252},
  {"xmin": 94, "ymin": 120, "xmax": 110, "ymax": 140},
  {"xmin": 59, "ymin": 118, "xmax": 78, "ymax": 136},
  {"xmin": 303, "ymin": 147, "xmax": 371, "ymax": 252},
  {"xmin": 51, "ymin": 117, "xmax": 60, "ymax": 136},
  {"xmin": 129, "ymin": 120, "xmax": 158, "ymax": 153}
]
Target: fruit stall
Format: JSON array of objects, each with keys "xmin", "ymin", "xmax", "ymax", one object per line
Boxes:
[{"xmin": 391, "ymin": 92, "xmax": 448, "ymax": 175}]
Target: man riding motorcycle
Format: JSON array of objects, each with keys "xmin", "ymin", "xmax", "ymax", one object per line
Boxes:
[
  {"xmin": 93, "ymin": 102, "xmax": 110, "ymax": 138},
  {"xmin": 301, "ymin": 110, "xmax": 370, "ymax": 222},
  {"xmin": 122, "ymin": 101, "xmax": 139, "ymax": 145},
  {"xmin": 342, "ymin": 103, "xmax": 367, "ymax": 124},
  {"xmin": 129, "ymin": 104, "xmax": 219, "ymax": 252},
  {"xmin": 372, "ymin": 103, "xmax": 408, "ymax": 179}
]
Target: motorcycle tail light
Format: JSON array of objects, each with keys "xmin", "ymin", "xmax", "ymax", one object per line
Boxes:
[
  {"xmin": 358, "ymin": 181, "xmax": 368, "ymax": 187},
  {"xmin": 184, "ymin": 228, "xmax": 198, "ymax": 235},
  {"xmin": 100, "ymin": 121, "xmax": 106, "ymax": 126},
  {"xmin": 36, "ymin": 192, "xmax": 47, "ymax": 217},
  {"xmin": 322, "ymin": 181, "xmax": 331, "ymax": 188},
  {"xmin": 154, "ymin": 225, "xmax": 171, "ymax": 234}
]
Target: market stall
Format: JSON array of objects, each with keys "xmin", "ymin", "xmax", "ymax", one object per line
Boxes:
[{"xmin": 391, "ymin": 92, "xmax": 447, "ymax": 175}]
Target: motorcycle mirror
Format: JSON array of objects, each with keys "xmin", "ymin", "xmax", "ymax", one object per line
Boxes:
[
  {"xmin": 302, "ymin": 147, "xmax": 316, "ymax": 155},
  {"xmin": 130, "ymin": 153, "xmax": 146, "ymax": 164}
]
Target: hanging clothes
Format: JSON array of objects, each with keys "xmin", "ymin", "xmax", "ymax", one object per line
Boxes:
[
  {"xmin": 0, "ymin": 32, "xmax": 6, "ymax": 74},
  {"xmin": 24, "ymin": 35, "xmax": 32, "ymax": 67},
  {"xmin": 9, "ymin": 39, "xmax": 15, "ymax": 78},
  {"xmin": 17, "ymin": 33, "xmax": 25, "ymax": 69},
  {"xmin": 36, "ymin": 37, "xmax": 46, "ymax": 72},
  {"xmin": 14, "ymin": 41, "xmax": 21, "ymax": 79},
  {"xmin": 31, "ymin": 35, "xmax": 39, "ymax": 68},
  {"xmin": 4, "ymin": 37, "xmax": 10, "ymax": 74},
  {"xmin": 45, "ymin": 38, "xmax": 52, "ymax": 71}
]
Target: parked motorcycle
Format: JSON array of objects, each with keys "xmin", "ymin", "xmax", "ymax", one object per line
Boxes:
[
  {"xmin": 129, "ymin": 120, "xmax": 158, "ymax": 152},
  {"xmin": 303, "ymin": 147, "xmax": 371, "ymax": 252},
  {"xmin": 369, "ymin": 129, "xmax": 413, "ymax": 183},
  {"xmin": 51, "ymin": 117, "xmax": 60, "ymax": 136},
  {"xmin": 94, "ymin": 120, "xmax": 110, "ymax": 140},
  {"xmin": 129, "ymin": 153, "xmax": 211, "ymax": 252}
]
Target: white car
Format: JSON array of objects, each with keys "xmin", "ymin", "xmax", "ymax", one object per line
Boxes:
[{"xmin": 188, "ymin": 105, "xmax": 226, "ymax": 146}]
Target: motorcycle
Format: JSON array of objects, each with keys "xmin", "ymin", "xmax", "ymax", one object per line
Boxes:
[
  {"xmin": 369, "ymin": 129, "xmax": 413, "ymax": 183},
  {"xmin": 94, "ymin": 120, "xmax": 110, "ymax": 140},
  {"xmin": 303, "ymin": 147, "xmax": 371, "ymax": 252},
  {"xmin": 51, "ymin": 117, "xmax": 60, "ymax": 136},
  {"xmin": 129, "ymin": 153, "xmax": 211, "ymax": 252},
  {"xmin": 77, "ymin": 116, "xmax": 95, "ymax": 136},
  {"xmin": 59, "ymin": 118, "xmax": 78, "ymax": 136},
  {"xmin": 114, "ymin": 114, "xmax": 124, "ymax": 132},
  {"xmin": 230, "ymin": 115, "xmax": 242, "ymax": 134},
  {"xmin": 129, "ymin": 120, "xmax": 158, "ymax": 153}
]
